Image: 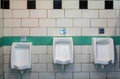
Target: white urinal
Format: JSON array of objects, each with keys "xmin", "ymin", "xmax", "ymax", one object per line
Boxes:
[
  {"xmin": 93, "ymin": 38, "xmax": 114, "ymax": 65},
  {"xmin": 11, "ymin": 42, "xmax": 32, "ymax": 70},
  {"xmin": 53, "ymin": 37, "xmax": 73, "ymax": 65}
]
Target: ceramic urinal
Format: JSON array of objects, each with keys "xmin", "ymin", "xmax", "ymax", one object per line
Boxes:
[
  {"xmin": 11, "ymin": 42, "xmax": 32, "ymax": 70},
  {"xmin": 93, "ymin": 38, "xmax": 114, "ymax": 65},
  {"xmin": 53, "ymin": 37, "xmax": 73, "ymax": 65}
]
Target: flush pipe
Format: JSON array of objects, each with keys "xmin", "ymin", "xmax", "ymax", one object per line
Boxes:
[
  {"xmin": 20, "ymin": 70, "xmax": 24, "ymax": 79},
  {"xmin": 101, "ymin": 64, "xmax": 105, "ymax": 69},
  {"xmin": 61, "ymin": 64, "xmax": 65, "ymax": 69}
]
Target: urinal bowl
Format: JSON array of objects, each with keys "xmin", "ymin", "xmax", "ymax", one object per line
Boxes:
[
  {"xmin": 11, "ymin": 42, "xmax": 32, "ymax": 70},
  {"xmin": 93, "ymin": 38, "xmax": 114, "ymax": 65},
  {"xmin": 53, "ymin": 37, "xmax": 73, "ymax": 65}
]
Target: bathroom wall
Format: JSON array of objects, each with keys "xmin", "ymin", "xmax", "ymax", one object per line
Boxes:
[
  {"xmin": 3, "ymin": 0, "xmax": 120, "ymax": 79},
  {"xmin": 0, "ymin": 1, "xmax": 4, "ymax": 79}
]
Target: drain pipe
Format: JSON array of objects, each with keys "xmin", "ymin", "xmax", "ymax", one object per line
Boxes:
[
  {"xmin": 61, "ymin": 64, "xmax": 65, "ymax": 69},
  {"xmin": 20, "ymin": 70, "xmax": 24, "ymax": 79}
]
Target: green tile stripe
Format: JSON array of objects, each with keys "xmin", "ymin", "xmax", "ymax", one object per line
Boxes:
[
  {"xmin": 0, "ymin": 37, "xmax": 3, "ymax": 47},
  {"xmin": 3, "ymin": 36, "xmax": 120, "ymax": 46}
]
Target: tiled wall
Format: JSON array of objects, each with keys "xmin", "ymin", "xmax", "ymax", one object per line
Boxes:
[
  {"xmin": 0, "ymin": 7, "xmax": 4, "ymax": 79},
  {"xmin": 2, "ymin": 0, "xmax": 120, "ymax": 79}
]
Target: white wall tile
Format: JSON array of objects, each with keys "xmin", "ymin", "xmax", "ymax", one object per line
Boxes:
[
  {"xmin": 114, "ymin": 1, "xmax": 120, "ymax": 9},
  {"xmin": 107, "ymin": 72, "xmax": 120, "ymax": 79},
  {"xmin": 0, "ymin": 67, "xmax": 3, "ymax": 77},
  {"xmin": 0, "ymin": 47, "xmax": 3, "ymax": 56},
  {"xmin": 56, "ymin": 73, "xmax": 72, "ymax": 79},
  {"xmin": 0, "ymin": 75, "xmax": 3, "ymax": 79},
  {"xmin": 0, "ymin": 29, "xmax": 3, "ymax": 37},
  {"xmin": 47, "ymin": 64, "xmax": 64, "ymax": 72},
  {"xmin": 36, "ymin": 1, "xmax": 53, "ymax": 9},
  {"xmin": 0, "ymin": 19, "xmax": 3, "ymax": 28},
  {"xmin": 108, "ymin": 19, "xmax": 120, "ymax": 27},
  {"xmin": 4, "ymin": 64, "xmax": 11, "ymax": 72},
  {"xmin": 74, "ymin": 72, "xmax": 89, "ymax": 79},
  {"xmin": 82, "ymin": 28, "xmax": 98, "ymax": 36},
  {"xmin": 4, "ymin": 73, "xmax": 21, "ymax": 79},
  {"xmin": 82, "ymin": 10, "xmax": 98, "ymax": 18},
  {"xmin": 47, "ymin": 46, "xmax": 53, "ymax": 55},
  {"xmin": 39, "ymin": 55, "xmax": 52, "ymax": 63},
  {"xmin": 10, "ymin": 0, "xmax": 27, "ymax": 9},
  {"xmin": 39, "ymin": 73, "xmax": 55, "ymax": 79},
  {"xmin": 105, "ymin": 28, "xmax": 116, "ymax": 36},
  {"xmin": 22, "ymin": 19, "xmax": 38, "ymax": 27},
  {"xmin": 116, "ymin": 28, "xmax": 120, "ymax": 36},
  {"xmin": 81, "ymin": 46, "xmax": 91, "ymax": 54},
  {"xmin": 74, "ymin": 19, "xmax": 90, "ymax": 27},
  {"xmin": 4, "ymin": 10, "xmax": 12, "ymax": 18},
  {"xmin": 4, "ymin": 55, "xmax": 10, "ymax": 64},
  {"xmin": 32, "ymin": 55, "xmax": 39, "ymax": 64},
  {"xmin": 48, "ymin": 10, "xmax": 64, "ymax": 18},
  {"xmin": 65, "ymin": 64, "xmax": 82, "ymax": 72},
  {"xmin": 91, "ymin": 19, "xmax": 107, "ymax": 28},
  {"xmin": 32, "ymin": 46, "xmax": 47, "ymax": 55},
  {"xmin": 0, "ymin": 56, "xmax": 3, "ymax": 65},
  {"xmin": 30, "ymin": 28, "xmax": 47, "ymax": 36},
  {"xmin": 65, "ymin": 10, "xmax": 82, "ymax": 18},
  {"xmin": 88, "ymin": 1, "xmax": 104, "ymax": 9},
  {"xmin": 32, "ymin": 64, "xmax": 47, "ymax": 72},
  {"xmin": 57, "ymin": 19, "xmax": 73, "ymax": 27},
  {"xmin": 22, "ymin": 73, "xmax": 38, "ymax": 79},
  {"xmin": 63, "ymin": 1, "xmax": 79, "ymax": 9},
  {"xmin": 82, "ymin": 64, "xmax": 99, "ymax": 72},
  {"xmin": 75, "ymin": 54, "xmax": 90, "ymax": 63},
  {"xmin": 13, "ymin": 28, "xmax": 29, "ymax": 36},
  {"xmin": 4, "ymin": 28, "xmax": 12, "ymax": 36},
  {"xmin": 116, "ymin": 10, "xmax": 120, "ymax": 19},
  {"xmin": 74, "ymin": 46, "xmax": 82, "ymax": 54},
  {"xmin": 48, "ymin": 28, "xmax": 62, "ymax": 36},
  {"xmin": 99, "ymin": 10, "xmax": 116, "ymax": 19},
  {"xmin": 30, "ymin": 10, "xmax": 47, "ymax": 18},
  {"xmin": 13, "ymin": 10, "xmax": 29, "ymax": 18},
  {"xmin": 65, "ymin": 28, "xmax": 81, "ymax": 36},
  {"xmin": 115, "ymin": 46, "xmax": 119, "ymax": 63},
  {"xmin": 4, "ymin": 19, "xmax": 21, "ymax": 27},
  {"xmin": 39, "ymin": 19, "xmax": 56, "ymax": 27},
  {"xmin": 90, "ymin": 72, "xmax": 106, "ymax": 79},
  {"xmin": 4, "ymin": 46, "xmax": 11, "ymax": 55},
  {"xmin": 0, "ymin": 10, "xmax": 3, "ymax": 18}
]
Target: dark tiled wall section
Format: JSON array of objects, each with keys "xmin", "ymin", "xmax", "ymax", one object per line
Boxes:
[
  {"xmin": 1, "ymin": 0, "xmax": 9, "ymax": 9},
  {"xmin": 27, "ymin": 0, "xmax": 36, "ymax": 9},
  {"xmin": 105, "ymin": 0, "xmax": 113, "ymax": 9},
  {"xmin": 79, "ymin": 0, "xmax": 88, "ymax": 9},
  {"xmin": 53, "ymin": 0, "xmax": 62, "ymax": 9},
  {"xmin": 1, "ymin": 0, "xmax": 114, "ymax": 9}
]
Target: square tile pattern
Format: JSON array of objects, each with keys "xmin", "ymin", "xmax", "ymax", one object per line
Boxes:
[{"xmin": 1, "ymin": 0, "xmax": 114, "ymax": 9}]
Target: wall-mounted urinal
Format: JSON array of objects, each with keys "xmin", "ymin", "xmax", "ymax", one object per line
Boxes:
[
  {"xmin": 92, "ymin": 38, "xmax": 114, "ymax": 68},
  {"xmin": 11, "ymin": 42, "xmax": 32, "ymax": 70},
  {"xmin": 53, "ymin": 37, "xmax": 73, "ymax": 65}
]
